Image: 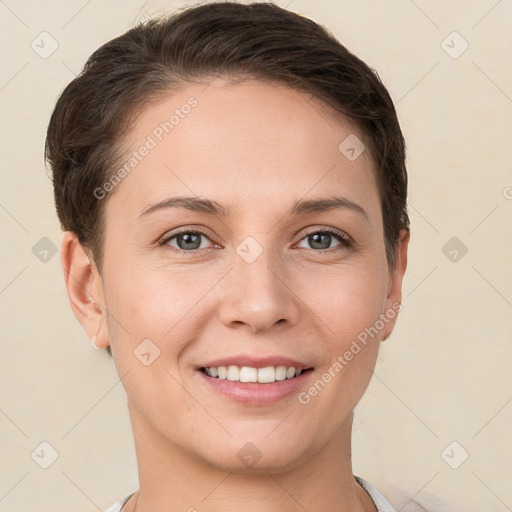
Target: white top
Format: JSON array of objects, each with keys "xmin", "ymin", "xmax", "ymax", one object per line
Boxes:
[
  {"xmin": 355, "ymin": 476, "xmax": 397, "ymax": 511},
  {"xmin": 105, "ymin": 476, "xmax": 396, "ymax": 511}
]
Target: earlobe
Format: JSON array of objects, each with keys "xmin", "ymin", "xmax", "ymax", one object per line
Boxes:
[
  {"xmin": 90, "ymin": 316, "xmax": 105, "ymax": 349},
  {"xmin": 60, "ymin": 231, "xmax": 109, "ymax": 349},
  {"xmin": 381, "ymin": 229, "xmax": 410, "ymax": 341}
]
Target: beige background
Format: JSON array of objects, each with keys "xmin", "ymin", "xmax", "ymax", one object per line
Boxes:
[{"xmin": 1, "ymin": 0, "xmax": 511, "ymax": 510}]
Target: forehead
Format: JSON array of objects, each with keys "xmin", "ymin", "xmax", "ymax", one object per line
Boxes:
[{"xmin": 106, "ymin": 78, "xmax": 380, "ymax": 221}]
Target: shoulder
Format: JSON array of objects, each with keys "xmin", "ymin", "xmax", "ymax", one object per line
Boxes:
[{"xmin": 354, "ymin": 476, "xmax": 397, "ymax": 512}]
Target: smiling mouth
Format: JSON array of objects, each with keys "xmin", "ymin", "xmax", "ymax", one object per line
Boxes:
[{"xmin": 199, "ymin": 365, "xmax": 314, "ymax": 383}]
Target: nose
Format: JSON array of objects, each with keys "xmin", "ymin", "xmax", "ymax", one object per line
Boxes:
[{"xmin": 216, "ymin": 247, "xmax": 301, "ymax": 334}]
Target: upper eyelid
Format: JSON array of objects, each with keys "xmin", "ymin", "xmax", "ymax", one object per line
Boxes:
[
  {"xmin": 158, "ymin": 225, "xmax": 214, "ymax": 243},
  {"xmin": 302, "ymin": 226, "xmax": 349, "ymax": 238}
]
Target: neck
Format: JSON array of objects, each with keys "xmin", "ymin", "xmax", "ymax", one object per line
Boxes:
[{"xmin": 123, "ymin": 399, "xmax": 376, "ymax": 512}]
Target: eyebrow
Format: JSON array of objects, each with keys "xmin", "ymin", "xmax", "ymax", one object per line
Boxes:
[
  {"xmin": 140, "ymin": 197, "xmax": 231, "ymax": 217},
  {"xmin": 290, "ymin": 196, "xmax": 368, "ymax": 220},
  {"xmin": 139, "ymin": 195, "xmax": 368, "ymax": 221}
]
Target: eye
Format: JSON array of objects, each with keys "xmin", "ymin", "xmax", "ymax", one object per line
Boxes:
[
  {"xmin": 296, "ymin": 228, "xmax": 351, "ymax": 251},
  {"xmin": 159, "ymin": 227, "xmax": 352, "ymax": 253},
  {"xmin": 160, "ymin": 229, "xmax": 215, "ymax": 252}
]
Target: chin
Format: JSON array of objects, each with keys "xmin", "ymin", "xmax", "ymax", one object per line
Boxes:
[{"xmin": 193, "ymin": 436, "xmax": 310, "ymax": 475}]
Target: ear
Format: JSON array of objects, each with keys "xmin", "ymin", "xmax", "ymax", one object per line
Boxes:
[
  {"xmin": 60, "ymin": 231, "xmax": 109, "ymax": 349},
  {"xmin": 381, "ymin": 229, "xmax": 410, "ymax": 341}
]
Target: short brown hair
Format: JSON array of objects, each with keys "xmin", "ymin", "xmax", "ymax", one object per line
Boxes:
[{"xmin": 45, "ymin": 2, "xmax": 410, "ymax": 357}]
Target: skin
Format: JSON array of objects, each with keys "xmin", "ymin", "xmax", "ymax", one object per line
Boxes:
[{"xmin": 61, "ymin": 78, "xmax": 409, "ymax": 512}]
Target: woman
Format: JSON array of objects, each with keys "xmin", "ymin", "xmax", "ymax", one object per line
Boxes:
[{"xmin": 45, "ymin": 2, "xmax": 410, "ymax": 511}]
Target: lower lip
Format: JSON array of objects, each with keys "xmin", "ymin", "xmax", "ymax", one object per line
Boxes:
[{"xmin": 196, "ymin": 369, "xmax": 314, "ymax": 406}]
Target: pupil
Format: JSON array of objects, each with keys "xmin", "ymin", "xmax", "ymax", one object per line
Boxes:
[
  {"xmin": 310, "ymin": 233, "xmax": 330, "ymax": 250},
  {"xmin": 179, "ymin": 233, "xmax": 200, "ymax": 250}
]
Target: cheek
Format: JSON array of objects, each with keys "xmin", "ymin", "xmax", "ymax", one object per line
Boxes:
[
  {"xmin": 308, "ymin": 260, "xmax": 388, "ymax": 344},
  {"xmin": 103, "ymin": 260, "xmax": 217, "ymax": 354},
  {"xmin": 298, "ymin": 267, "xmax": 386, "ymax": 428}
]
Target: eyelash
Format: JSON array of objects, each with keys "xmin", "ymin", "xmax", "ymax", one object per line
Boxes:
[{"xmin": 158, "ymin": 227, "xmax": 352, "ymax": 254}]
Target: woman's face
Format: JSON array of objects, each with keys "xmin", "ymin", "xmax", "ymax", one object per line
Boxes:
[{"xmin": 94, "ymin": 78, "xmax": 408, "ymax": 472}]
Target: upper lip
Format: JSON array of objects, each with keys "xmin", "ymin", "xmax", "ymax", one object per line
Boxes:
[{"xmin": 197, "ymin": 355, "xmax": 313, "ymax": 370}]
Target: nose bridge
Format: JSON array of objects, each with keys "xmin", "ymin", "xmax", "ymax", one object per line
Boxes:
[
  {"xmin": 237, "ymin": 239, "xmax": 281, "ymax": 293},
  {"xmin": 217, "ymin": 235, "xmax": 299, "ymax": 332}
]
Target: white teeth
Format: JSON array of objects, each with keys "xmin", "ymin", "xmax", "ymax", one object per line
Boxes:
[
  {"xmin": 257, "ymin": 366, "xmax": 276, "ymax": 383},
  {"xmin": 227, "ymin": 365, "xmax": 240, "ymax": 381},
  {"xmin": 275, "ymin": 365, "xmax": 287, "ymax": 381},
  {"xmin": 239, "ymin": 366, "xmax": 258, "ymax": 382},
  {"xmin": 202, "ymin": 365, "xmax": 307, "ymax": 383}
]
